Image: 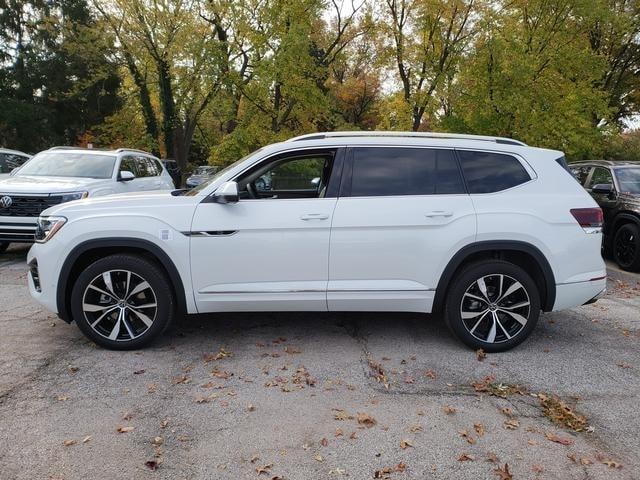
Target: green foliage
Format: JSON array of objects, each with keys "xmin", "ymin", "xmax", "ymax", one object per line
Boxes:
[{"xmin": 1, "ymin": 0, "xmax": 639, "ymax": 162}]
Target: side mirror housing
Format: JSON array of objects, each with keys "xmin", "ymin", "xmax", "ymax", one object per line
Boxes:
[
  {"xmin": 592, "ymin": 183, "xmax": 614, "ymax": 195},
  {"xmin": 119, "ymin": 170, "xmax": 135, "ymax": 182},
  {"xmin": 212, "ymin": 181, "xmax": 239, "ymax": 204}
]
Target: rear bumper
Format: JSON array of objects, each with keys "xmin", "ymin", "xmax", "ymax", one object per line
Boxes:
[{"xmin": 552, "ymin": 278, "xmax": 607, "ymax": 311}]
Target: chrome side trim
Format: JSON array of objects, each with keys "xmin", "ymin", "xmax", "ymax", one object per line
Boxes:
[
  {"xmin": 183, "ymin": 230, "xmax": 238, "ymax": 237},
  {"xmin": 200, "ymin": 288, "xmax": 434, "ymax": 295}
]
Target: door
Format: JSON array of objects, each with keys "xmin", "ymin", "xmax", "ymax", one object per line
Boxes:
[
  {"xmin": 190, "ymin": 148, "xmax": 343, "ymax": 312},
  {"xmin": 586, "ymin": 166, "xmax": 617, "ymax": 214},
  {"xmin": 328, "ymin": 147, "xmax": 476, "ymax": 313},
  {"xmin": 114, "ymin": 155, "xmax": 145, "ymax": 194}
]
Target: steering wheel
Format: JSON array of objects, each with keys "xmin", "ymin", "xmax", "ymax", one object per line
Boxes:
[{"xmin": 246, "ymin": 181, "xmax": 258, "ymax": 199}]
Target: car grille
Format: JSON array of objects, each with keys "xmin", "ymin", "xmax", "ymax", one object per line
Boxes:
[
  {"xmin": 0, "ymin": 194, "xmax": 64, "ymax": 217},
  {"xmin": 0, "ymin": 222, "xmax": 37, "ymax": 242}
]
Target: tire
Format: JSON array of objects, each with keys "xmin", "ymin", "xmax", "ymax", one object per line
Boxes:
[
  {"xmin": 70, "ymin": 254, "xmax": 175, "ymax": 350},
  {"xmin": 613, "ymin": 223, "xmax": 640, "ymax": 272},
  {"xmin": 444, "ymin": 260, "xmax": 541, "ymax": 352},
  {"xmin": 0, "ymin": 242, "xmax": 9, "ymax": 254}
]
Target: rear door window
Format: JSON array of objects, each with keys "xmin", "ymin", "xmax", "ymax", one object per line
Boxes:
[
  {"xmin": 350, "ymin": 147, "xmax": 465, "ymax": 197},
  {"xmin": 586, "ymin": 167, "xmax": 613, "ymax": 189},
  {"xmin": 570, "ymin": 165, "xmax": 592, "ymax": 185},
  {"xmin": 458, "ymin": 151, "xmax": 531, "ymax": 194}
]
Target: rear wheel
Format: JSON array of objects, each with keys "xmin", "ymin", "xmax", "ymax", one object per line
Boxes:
[
  {"xmin": 613, "ymin": 223, "xmax": 640, "ymax": 272},
  {"xmin": 0, "ymin": 242, "xmax": 9, "ymax": 254},
  {"xmin": 71, "ymin": 254, "xmax": 175, "ymax": 350},
  {"xmin": 445, "ymin": 260, "xmax": 541, "ymax": 352}
]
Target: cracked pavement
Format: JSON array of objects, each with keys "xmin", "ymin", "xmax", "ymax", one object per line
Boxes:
[{"xmin": 0, "ymin": 244, "xmax": 639, "ymax": 479}]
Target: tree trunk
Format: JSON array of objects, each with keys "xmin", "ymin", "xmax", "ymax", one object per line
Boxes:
[
  {"xmin": 156, "ymin": 56, "xmax": 178, "ymax": 165},
  {"xmin": 124, "ymin": 51, "xmax": 159, "ymax": 156}
]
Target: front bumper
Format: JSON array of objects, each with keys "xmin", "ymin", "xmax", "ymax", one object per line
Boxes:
[
  {"xmin": 0, "ymin": 216, "xmax": 37, "ymax": 243},
  {"xmin": 27, "ymin": 242, "xmax": 61, "ymax": 317}
]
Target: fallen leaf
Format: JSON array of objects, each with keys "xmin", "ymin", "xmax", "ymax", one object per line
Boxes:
[
  {"xmin": 333, "ymin": 409, "xmax": 353, "ymax": 421},
  {"xmin": 500, "ymin": 407, "xmax": 514, "ymax": 417},
  {"xmin": 314, "ymin": 453, "xmax": 323, "ymax": 462},
  {"xmin": 57, "ymin": 395, "xmax": 69, "ymax": 402},
  {"xmin": 399, "ymin": 439, "xmax": 413, "ymax": 449},
  {"xmin": 63, "ymin": 439, "xmax": 77, "ymax": 447},
  {"xmin": 532, "ymin": 464, "xmax": 543, "ymax": 473},
  {"xmin": 203, "ymin": 348, "xmax": 233, "ymax": 362},
  {"xmin": 443, "ymin": 405, "xmax": 456, "ymax": 415},
  {"xmin": 349, "ymin": 431, "xmax": 358, "ymax": 439},
  {"xmin": 145, "ymin": 460, "xmax": 158, "ymax": 471},
  {"xmin": 250, "ymin": 455, "xmax": 260, "ymax": 463},
  {"xmin": 476, "ymin": 349, "xmax": 487, "ymax": 361},
  {"xmin": 424, "ymin": 369, "xmax": 437, "ymax": 379},
  {"xmin": 544, "ymin": 432, "xmax": 573, "ymax": 445},
  {"xmin": 320, "ymin": 437, "xmax": 329, "ymax": 447},
  {"xmin": 82, "ymin": 435, "xmax": 92, "ymax": 443},
  {"xmin": 247, "ymin": 404, "xmax": 256, "ymax": 412},
  {"xmin": 459, "ymin": 430, "xmax": 476, "ymax": 444},
  {"xmin": 356, "ymin": 412, "xmax": 377, "ymax": 427},
  {"xmin": 117, "ymin": 426, "xmax": 134, "ymax": 433},
  {"xmin": 256, "ymin": 464, "xmax": 272, "ymax": 475},
  {"xmin": 172, "ymin": 375, "xmax": 191, "ymax": 385},
  {"xmin": 133, "ymin": 369, "xmax": 146, "ymax": 375},
  {"xmin": 68, "ymin": 365, "xmax": 79, "ymax": 373},
  {"xmin": 284, "ymin": 346, "xmax": 301, "ymax": 354},
  {"xmin": 503, "ymin": 419, "xmax": 519, "ymax": 430},
  {"xmin": 602, "ymin": 459, "xmax": 622, "ymax": 469},
  {"xmin": 409, "ymin": 425, "xmax": 422, "ymax": 433},
  {"xmin": 494, "ymin": 463, "xmax": 513, "ymax": 480},
  {"xmin": 458, "ymin": 453, "xmax": 475, "ymax": 462},
  {"xmin": 486, "ymin": 452, "xmax": 499, "ymax": 464},
  {"xmin": 160, "ymin": 420, "xmax": 169, "ymax": 428},
  {"xmin": 474, "ymin": 423, "xmax": 485, "ymax": 436},
  {"xmin": 195, "ymin": 396, "xmax": 210, "ymax": 404},
  {"xmin": 122, "ymin": 412, "xmax": 133, "ymax": 421},
  {"xmin": 152, "ymin": 436, "xmax": 164, "ymax": 446},
  {"xmin": 335, "ymin": 428, "xmax": 343, "ymax": 437}
]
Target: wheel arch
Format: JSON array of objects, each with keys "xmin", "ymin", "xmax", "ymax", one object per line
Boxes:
[
  {"xmin": 57, "ymin": 238, "xmax": 187, "ymax": 323},
  {"xmin": 433, "ymin": 241, "xmax": 556, "ymax": 313}
]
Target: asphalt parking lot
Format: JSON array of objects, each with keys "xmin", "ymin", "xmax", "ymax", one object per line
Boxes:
[{"xmin": 0, "ymin": 244, "xmax": 638, "ymax": 480}]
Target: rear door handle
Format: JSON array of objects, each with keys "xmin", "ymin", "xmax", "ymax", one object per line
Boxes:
[
  {"xmin": 300, "ymin": 213, "xmax": 329, "ymax": 221},
  {"xmin": 425, "ymin": 211, "xmax": 453, "ymax": 218}
]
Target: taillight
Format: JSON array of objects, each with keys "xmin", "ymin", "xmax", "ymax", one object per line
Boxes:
[{"xmin": 570, "ymin": 208, "xmax": 603, "ymax": 234}]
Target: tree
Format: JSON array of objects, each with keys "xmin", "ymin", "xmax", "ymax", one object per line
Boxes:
[
  {"xmin": 0, "ymin": 0, "xmax": 120, "ymax": 152},
  {"xmin": 381, "ymin": 0, "xmax": 479, "ymax": 131}
]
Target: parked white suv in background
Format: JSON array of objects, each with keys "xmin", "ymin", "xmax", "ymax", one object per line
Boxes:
[
  {"xmin": 27, "ymin": 132, "xmax": 606, "ymax": 351},
  {"xmin": 0, "ymin": 148, "xmax": 32, "ymax": 178},
  {"xmin": 0, "ymin": 147, "xmax": 174, "ymax": 252}
]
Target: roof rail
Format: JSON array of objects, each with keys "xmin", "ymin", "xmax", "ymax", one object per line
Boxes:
[
  {"xmin": 115, "ymin": 148, "xmax": 152, "ymax": 155},
  {"xmin": 47, "ymin": 146, "xmax": 92, "ymax": 151},
  {"xmin": 286, "ymin": 131, "xmax": 527, "ymax": 147}
]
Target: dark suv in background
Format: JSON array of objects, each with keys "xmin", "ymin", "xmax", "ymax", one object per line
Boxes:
[{"xmin": 570, "ymin": 161, "xmax": 640, "ymax": 271}]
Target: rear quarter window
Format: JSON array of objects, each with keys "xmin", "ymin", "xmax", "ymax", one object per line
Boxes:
[{"xmin": 458, "ymin": 151, "xmax": 531, "ymax": 194}]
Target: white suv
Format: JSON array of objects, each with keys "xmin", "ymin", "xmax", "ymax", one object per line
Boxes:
[
  {"xmin": 0, "ymin": 147, "xmax": 174, "ymax": 252},
  {"xmin": 27, "ymin": 132, "xmax": 606, "ymax": 351}
]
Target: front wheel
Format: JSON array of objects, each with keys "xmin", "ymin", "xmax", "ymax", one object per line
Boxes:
[
  {"xmin": 70, "ymin": 254, "xmax": 175, "ymax": 350},
  {"xmin": 613, "ymin": 223, "xmax": 640, "ymax": 272},
  {"xmin": 445, "ymin": 260, "xmax": 541, "ymax": 352}
]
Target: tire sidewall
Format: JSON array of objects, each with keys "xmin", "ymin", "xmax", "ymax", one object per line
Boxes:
[
  {"xmin": 445, "ymin": 260, "xmax": 541, "ymax": 352},
  {"xmin": 71, "ymin": 255, "xmax": 174, "ymax": 350},
  {"xmin": 613, "ymin": 223, "xmax": 640, "ymax": 271}
]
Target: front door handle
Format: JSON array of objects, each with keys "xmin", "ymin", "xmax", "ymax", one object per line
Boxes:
[
  {"xmin": 425, "ymin": 211, "xmax": 453, "ymax": 218},
  {"xmin": 300, "ymin": 213, "xmax": 329, "ymax": 221}
]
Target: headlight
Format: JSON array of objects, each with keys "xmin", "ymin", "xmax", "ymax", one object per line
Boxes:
[
  {"xmin": 35, "ymin": 216, "xmax": 67, "ymax": 243},
  {"xmin": 60, "ymin": 191, "xmax": 88, "ymax": 203}
]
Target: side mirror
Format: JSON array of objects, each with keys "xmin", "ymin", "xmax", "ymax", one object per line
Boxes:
[
  {"xmin": 592, "ymin": 183, "xmax": 614, "ymax": 195},
  {"xmin": 311, "ymin": 177, "xmax": 320, "ymax": 186},
  {"xmin": 212, "ymin": 181, "xmax": 239, "ymax": 204},
  {"xmin": 119, "ymin": 170, "xmax": 135, "ymax": 182}
]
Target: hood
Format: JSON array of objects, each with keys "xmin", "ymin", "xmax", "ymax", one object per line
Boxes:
[
  {"xmin": 0, "ymin": 175, "xmax": 103, "ymax": 193},
  {"xmin": 43, "ymin": 190, "xmax": 179, "ymax": 215}
]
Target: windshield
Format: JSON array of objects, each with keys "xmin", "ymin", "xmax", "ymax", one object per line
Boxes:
[
  {"xmin": 17, "ymin": 152, "xmax": 116, "ymax": 179},
  {"xmin": 184, "ymin": 149, "xmax": 263, "ymax": 196},
  {"xmin": 615, "ymin": 168, "xmax": 640, "ymax": 194}
]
